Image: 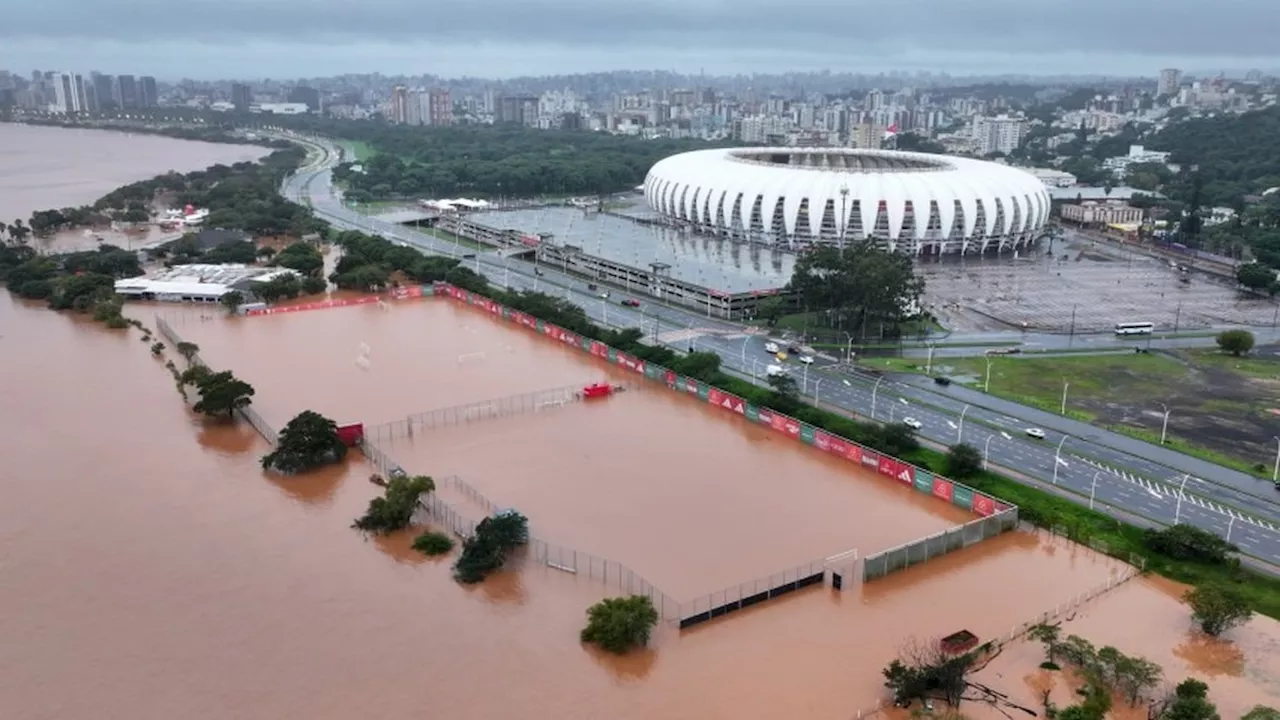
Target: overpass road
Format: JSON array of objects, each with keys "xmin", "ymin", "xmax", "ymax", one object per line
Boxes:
[{"xmin": 276, "ymin": 133, "xmax": 1280, "ymax": 567}]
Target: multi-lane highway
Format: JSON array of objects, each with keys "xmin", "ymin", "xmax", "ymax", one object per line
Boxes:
[{"xmin": 277, "ymin": 133, "xmax": 1280, "ymax": 566}]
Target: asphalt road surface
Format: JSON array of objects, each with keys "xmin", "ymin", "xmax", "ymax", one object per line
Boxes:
[{"xmin": 276, "ymin": 133, "xmax": 1280, "ymax": 567}]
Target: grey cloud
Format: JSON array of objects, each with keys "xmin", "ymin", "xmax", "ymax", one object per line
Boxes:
[{"xmin": 3, "ymin": 0, "xmax": 1279, "ymax": 60}]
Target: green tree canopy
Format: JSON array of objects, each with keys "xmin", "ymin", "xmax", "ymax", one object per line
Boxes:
[
  {"xmin": 191, "ymin": 370, "xmax": 255, "ymax": 418},
  {"xmin": 1216, "ymin": 329, "xmax": 1255, "ymax": 357},
  {"xmin": 788, "ymin": 242, "xmax": 925, "ymax": 340},
  {"xmin": 1184, "ymin": 584, "xmax": 1253, "ymax": 636},
  {"xmin": 580, "ymin": 595, "xmax": 660, "ymax": 654},
  {"xmin": 452, "ymin": 511, "xmax": 529, "ymax": 584},
  {"xmin": 261, "ymin": 410, "xmax": 349, "ymax": 474},
  {"xmin": 352, "ymin": 475, "xmax": 435, "ymax": 534}
]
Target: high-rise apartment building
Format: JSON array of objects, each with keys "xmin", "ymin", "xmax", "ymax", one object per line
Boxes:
[
  {"xmin": 972, "ymin": 114, "xmax": 1028, "ymax": 155},
  {"xmin": 52, "ymin": 72, "xmax": 87, "ymax": 114},
  {"xmin": 91, "ymin": 73, "xmax": 116, "ymax": 111},
  {"xmin": 117, "ymin": 74, "xmax": 138, "ymax": 109},
  {"xmin": 1157, "ymin": 68, "xmax": 1182, "ymax": 97},
  {"xmin": 139, "ymin": 76, "xmax": 158, "ymax": 108},
  {"xmin": 230, "ymin": 83, "xmax": 253, "ymax": 111},
  {"xmin": 426, "ymin": 89, "xmax": 452, "ymax": 126},
  {"xmin": 850, "ymin": 122, "xmax": 888, "ymax": 149},
  {"xmin": 389, "ymin": 85, "xmax": 410, "ymax": 124}
]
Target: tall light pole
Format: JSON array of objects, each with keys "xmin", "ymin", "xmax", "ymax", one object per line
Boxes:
[
  {"xmin": 1174, "ymin": 473, "xmax": 1191, "ymax": 524},
  {"xmin": 1060, "ymin": 380, "xmax": 1070, "ymax": 416},
  {"xmin": 741, "ymin": 336, "xmax": 751, "ymax": 366},
  {"xmin": 838, "ymin": 184, "xmax": 850, "ymax": 255},
  {"xmin": 984, "ymin": 355, "xmax": 993, "ymax": 392},
  {"xmin": 926, "ymin": 341, "xmax": 937, "ymax": 376},
  {"xmin": 1159, "ymin": 403, "xmax": 1171, "ymax": 444},
  {"xmin": 1052, "ymin": 435, "xmax": 1069, "ymax": 485},
  {"xmin": 1089, "ymin": 470, "xmax": 1101, "ymax": 510},
  {"xmin": 1273, "ymin": 436, "xmax": 1280, "ymax": 483},
  {"xmin": 871, "ymin": 376, "xmax": 885, "ymax": 420},
  {"xmin": 814, "ymin": 377, "xmax": 823, "ymax": 406},
  {"xmin": 957, "ymin": 404, "xmax": 970, "ymax": 443},
  {"xmin": 843, "ymin": 331, "xmax": 855, "ymax": 365}
]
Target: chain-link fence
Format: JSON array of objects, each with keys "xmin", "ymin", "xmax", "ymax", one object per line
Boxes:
[
  {"xmin": 862, "ymin": 508, "xmax": 1020, "ymax": 582},
  {"xmin": 155, "ymin": 315, "xmax": 279, "ymax": 444},
  {"xmin": 979, "ymin": 559, "xmax": 1144, "ymax": 650},
  {"xmin": 364, "ymin": 383, "xmax": 629, "ymax": 443},
  {"xmin": 677, "ymin": 560, "xmax": 827, "ymax": 629},
  {"xmin": 529, "ymin": 540, "xmax": 683, "ymax": 621}
]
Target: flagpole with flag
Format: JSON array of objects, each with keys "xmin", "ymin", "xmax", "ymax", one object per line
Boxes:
[{"xmin": 883, "ymin": 123, "xmax": 899, "ymax": 150}]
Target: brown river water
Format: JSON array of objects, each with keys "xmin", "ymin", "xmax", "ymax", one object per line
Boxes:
[{"xmin": 3, "ymin": 126, "xmax": 1278, "ymax": 720}]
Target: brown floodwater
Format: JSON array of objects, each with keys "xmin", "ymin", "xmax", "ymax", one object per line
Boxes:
[
  {"xmin": 967, "ymin": 574, "xmax": 1280, "ymax": 720},
  {"xmin": 6, "ymin": 127, "xmax": 1277, "ymax": 720},
  {"xmin": 387, "ymin": 387, "xmax": 972, "ymax": 598},
  {"xmin": 162, "ymin": 299, "xmax": 636, "ymax": 429},
  {"xmin": 0, "ymin": 123, "xmax": 269, "ymax": 244}
]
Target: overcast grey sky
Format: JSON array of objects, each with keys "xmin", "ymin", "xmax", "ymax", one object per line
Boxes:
[{"xmin": 2, "ymin": 0, "xmax": 1278, "ymax": 80}]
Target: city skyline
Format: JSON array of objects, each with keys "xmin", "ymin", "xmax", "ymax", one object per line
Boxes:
[{"xmin": 2, "ymin": 0, "xmax": 1280, "ymax": 80}]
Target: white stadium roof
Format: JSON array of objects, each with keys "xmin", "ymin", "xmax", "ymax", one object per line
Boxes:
[{"xmin": 643, "ymin": 148, "xmax": 1052, "ymax": 253}]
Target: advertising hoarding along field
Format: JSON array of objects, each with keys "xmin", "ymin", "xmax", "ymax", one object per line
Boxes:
[
  {"xmin": 244, "ymin": 284, "xmax": 428, "ymax": 316},
  {"xmin": 433, "ymin": 283, "xmax": 1011, "ymax": 519}
]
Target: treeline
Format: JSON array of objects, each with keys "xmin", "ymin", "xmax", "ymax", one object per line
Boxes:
[
  {"xmin": 0, "ymin": 145, "xmax": 325, "ymax": 316},
  {"xmin": 1148, "ymin": 105, "xmax": 1280, "ymax": 207},
  {"xmin": 313, "ymin": 122, "xmax": 727, "ymax": 199}
]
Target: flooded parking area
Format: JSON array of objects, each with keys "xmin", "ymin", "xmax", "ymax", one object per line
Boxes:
[
  {"xmin": 919, "ymin": 235, "xmax": 1277, "ymax": 333},
  {"xmin": 381, "ymin": 386, "xmax": 972, "ymax": 599}
]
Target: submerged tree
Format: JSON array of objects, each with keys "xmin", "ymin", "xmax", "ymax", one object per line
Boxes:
[
  {"xmin": 352, "ymin": 475, "xmax": 435, "ymax": 534},
  {"xmin": 191, "ymin": 370, "xmax": 255, "ymax": 418},
  {"xmin": 581, "ymin": 595, "xmax": 659, "ymax": 654},
  {"xmin": 452, "ymin": 511, "xmax": 529, "ymax": 584},
  {"xmin": 1185, "ymin": 584, "xmax": 1253, "ymax": 637},
  {"xmin": 261, "ymin": 410, "xmax": 348, "ymax": 474}
]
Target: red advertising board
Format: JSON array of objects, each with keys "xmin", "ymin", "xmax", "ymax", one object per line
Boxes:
[
  {"xmin": 706, "ymin": 388, "xmax": 745, "ymax": 414},
  {"xmin": 813, "ymin": 429, "xmax": 833, "ymax": 453},
  {"xmin": 877, "ymin": 455, "xmax": 897, "ymax": 479},
  {"xmin": 860, "ymin": 450, "xmax": 880, "ymax": 470},
  {"xmin": 664, "ymin": 370, "xmax": 677, "ymax": 387},
  {"xmin": 931, "ymin": 478, "xmax": 954, "ymax": 502},
  {"xmin": 614, "ymin": 352, "xmax": 645, "ymax": 374},
  {"xmin": 973, "ymin": 494, "xmax": 996, "ymax": 517},
  {"xmin": 590, "ymin": 341, "xmax": 610, "ymax": 359},
  {"xmin": 683, "ymin": 378, "xmax": 700, "ymax": 395}
]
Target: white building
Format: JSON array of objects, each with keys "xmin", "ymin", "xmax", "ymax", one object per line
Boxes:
[
  {"xmin": 254, "ymin": 102, "xmax": 309, "ymax": 115},
  {"xmin": 972, "ymin": 115, "xmax": 1028, "ymax": 155},
  {"xmin": 51, "ymin": 72, "xmax": 86, "ymax": 114},
  {"xmin": 114, "ymin": 264, "xmax": 299, "ymax": 303},
  {"xmin": 1025, "ymin": 168, "xmax": 1078, "ymax": 188},
  {"xmin": 1158, "ymin": 68, "xmax": 1182, "ymax": 97}
]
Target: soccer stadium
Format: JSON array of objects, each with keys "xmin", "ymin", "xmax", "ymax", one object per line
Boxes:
[{"xmin": 643, "ymin": 148, "xmax": 1052, "ymax": 254}]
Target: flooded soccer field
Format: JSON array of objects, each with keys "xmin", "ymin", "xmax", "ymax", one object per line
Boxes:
[
  {"xmin": 160, "ymin": 298, "xmax": 634, "ymax": 430},
  {"xmin": 1, "ymin": 289, "xmax": 1163, "ymax": 720}
]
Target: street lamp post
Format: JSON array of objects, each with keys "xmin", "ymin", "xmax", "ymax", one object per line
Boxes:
[
  {"xmin": 1159, "ymin": 403, "xmax": 1171, "ymax": 444},
  {"xmin": 1227, "ymin": 513, "xmax": 1236, "ymax": 542},
  {"xmin": 1060, "ymin": 380, "xmax": 1070, "ymax": 416},
  {"xmin": 957, "ymin": 404, "xmax": 970, "ymax": 443},
  {"xmin": 926, "ymin": 342, "xmax": 936, "ymax": 375},
  {"xmin": 1273, "ymin": 436, "xmax": 1280, "ymax": 483},
  {"xmin": 1174, "ymin": 474, "xmax": 1191, "ymax": 524},
  {"xmin": 984, "ymin": 355, "xmax": 993, "ymax": 393},
  {"xmin": 741, "ymin": 336, "xmax": 751, "ymax": 366},
  {"xmin": 1089, "ymin": 470, "xmax": 1101, "ymax": 510},
  {"xmin": 814, "ymin": 378, "xmax": 823, "ymax": 406},
  {"xmin": 1052, "ymin": 435, "xmax": 1069, "ymax": 485},
  {"xmin": 843, "ymin": 332, "xmax": 855, "ymax": 365},
  {"xmin": 983, "ymin": 434, "xmax": 995, "ymax": 470},
  {"xmin": 871, "ymin": 376, "xmax": 885, "ymax": 420}
]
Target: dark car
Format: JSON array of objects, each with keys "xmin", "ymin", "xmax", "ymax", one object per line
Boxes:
[
  {"xmin": 621, "ymin": 299, "xmax": 640, "ymax": 307},
  {"xmin": 934, "ymin": 376, "xmax": 952, "ymax": 386},
  {"xmin": 462, "ymin": 253, "xmax": 476, "ymax": 259},
  {"xmin": 787, "ymin": 345, "xmax": 802, "ymax": 355}
]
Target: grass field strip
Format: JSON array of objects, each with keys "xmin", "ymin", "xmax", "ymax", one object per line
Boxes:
[{"xmin": 1075, "ymin": 455, "xmax": 1280, "ymax": 532}]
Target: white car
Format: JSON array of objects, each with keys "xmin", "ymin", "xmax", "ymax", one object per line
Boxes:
[
  {"xmin": 764, "ymin": 342, "xmax": 780, "ymax": 353},
  {"xmin": 902, "ymin": 417, "xmax": 923, "ymax": 430},
  {"xmin": 799, "ymin": 355, "xmax": 815, "ymax": 365},
  {"xmin": 765, "ymin": 364, "xmax": 786, "ymax": 377},
  {"xmin": 1025, "ymin": 428, "xmax": 1046, "ymax": 439}
]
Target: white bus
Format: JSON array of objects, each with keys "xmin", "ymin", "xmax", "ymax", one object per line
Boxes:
[{"xmin": 1114, "ymin": 322, "xmax": 1155, "ymax": 336}]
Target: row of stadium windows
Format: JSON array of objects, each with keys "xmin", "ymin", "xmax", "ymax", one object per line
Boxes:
[{"xmin": 648, "ymin": 186, "xmax": 1046, "ymax": 242}]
